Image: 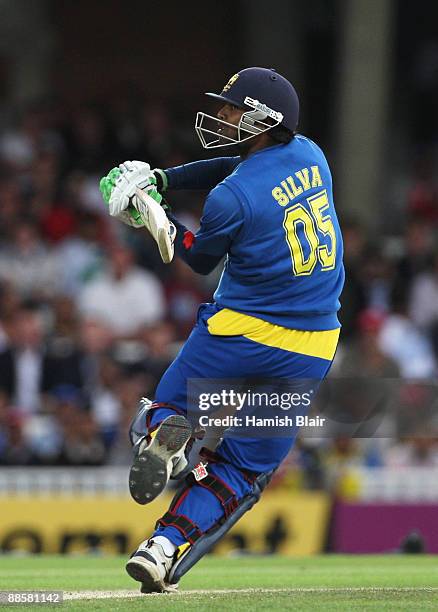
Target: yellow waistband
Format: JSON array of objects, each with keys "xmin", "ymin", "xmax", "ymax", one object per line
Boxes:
[{"xmin": 207, "ymin": 309, "xmax": 340, "ymax": 361}]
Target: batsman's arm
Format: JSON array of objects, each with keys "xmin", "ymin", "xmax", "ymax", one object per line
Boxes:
[
  {"xmin": 166, "ymin": 183, "xmax": 244, "ymax": 275},
  {"xmin": 158, "ymin": 156, "xmax": 240, "ymax": 192}
]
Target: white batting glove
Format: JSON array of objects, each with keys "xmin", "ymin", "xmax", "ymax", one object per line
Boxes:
[{"xmin": 99, "ymin": 161, "xmax": 155, "ymax": 218}]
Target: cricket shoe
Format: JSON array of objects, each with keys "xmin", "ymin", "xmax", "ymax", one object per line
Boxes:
[
  {"xmin": 126, "ymin": 538, "xmax": 178, "ymax": 593},
  {"xmin": 129, "ymin": 414, "xmax": 193, "ymax": 505}
]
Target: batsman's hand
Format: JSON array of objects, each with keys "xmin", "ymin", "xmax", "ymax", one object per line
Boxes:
[{"xmin": 99, "ymin": 161, "xmax": 155, "ymax": 226}]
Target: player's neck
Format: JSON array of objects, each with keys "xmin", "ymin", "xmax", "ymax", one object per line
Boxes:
[{"xmin": 238, "ymin": 134, "xmax": 277, "ymax": 159}]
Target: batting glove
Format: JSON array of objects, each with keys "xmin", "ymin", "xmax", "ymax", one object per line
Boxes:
[{"xmin": 99, "ymin": 161, "xmax": 155, "ymax": 224}]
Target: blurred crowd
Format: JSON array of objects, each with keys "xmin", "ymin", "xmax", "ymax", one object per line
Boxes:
[
  {"xmin": 0, "ymin": 97, "xmax": 216, "ymax": 466},
  {"xmin": 0, "ymin": 97, "xmax": 438, "ymax": 477}
]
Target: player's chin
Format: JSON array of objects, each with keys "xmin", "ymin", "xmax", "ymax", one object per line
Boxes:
[{"xmin": 217, "ymin": 127, "xmax": 237, "ymax": 144}]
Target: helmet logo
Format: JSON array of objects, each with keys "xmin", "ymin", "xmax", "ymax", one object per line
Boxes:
[
  {"xmin": 222, "ymin": 73, "xmax": 239, "ymax": 92},
  {"xmin": 244, "ymin": 96, "xmax": 284, "ymax": 123}
]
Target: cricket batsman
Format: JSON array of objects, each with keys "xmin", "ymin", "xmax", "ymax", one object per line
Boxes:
[{"xmin": 99, "ymin": 67, "xmax": 345, "ymax": 592}]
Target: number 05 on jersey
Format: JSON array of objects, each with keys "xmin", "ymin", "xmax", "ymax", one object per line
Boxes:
[{"xmin": 283, "ymin": 189, "xmax": 336, "ymax": 276}]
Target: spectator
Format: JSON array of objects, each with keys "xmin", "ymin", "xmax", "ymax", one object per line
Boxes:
[
  {"xmin": 140, "ymin": 320, "xmax": 180, "ymax": 382},
  {"xmin": 393, "ymin": 220, "xmax": 434, "ymax": 295},
  {"xmin": 0, "ymin": 412, "xmax": 36, "ymax": 465},
  {"xmin": 0, "ymin": 305, "xmax": 86, "ymax": 412},
  {"xmin": 79, "ymin": 243, "xmax": 165, "ymax": 337},
  {"xmin": 360, "ymin": 246, "xmax": 394, "ymax": 313},
  {"xmin": 0, "ymin": 179, "xmax": 23, "ymax": 242},
  {"xmin": 378, "ymin": 287, "xmax": 436, "ymax": 378},
  {"xmin": 0, "ymin": 281, "xmax": 21, "ymax": 350},
  {"xmin": 336, "ymin": 309, "xmax": 400, "ymax": 378},
  {"xmin": 106, "ymin": 373, "xmax": 149, "ymax": 465},
  {"xmin": 323, "ymin": 438, "xmax": 364, "ymax": 492},
  {"xmin": 0, "ymin": 103, "xmax": 61, "ymax": 170},
  {"xmin": 88, "ymin": 355, "xmax": 123, "ymax": 446},
  {"xmin": 42, "ymin": 304, "xmax": 85, "ymax": 396},
  {"xmin": 0, "ymin": 392, "xmax": 13, "ymax": 461},
  {"xmin": 57, "ymin": 401, "xmax": 106, "ymax": 466},
  {"xmin": 53, "ymin": 212, "xmax": 104, "ymax": 296},
  {"xmin": 409, "ymin": 251, "xmax": 438, "ymax": 357},
  {"xmin": 0, "ymin": 307, "xmax": 46, "ymax": 413},
  {"xmin": 0, "ymin": 223, "xmax": 60, "ymax": 299},
  {"xmin": 77, "ymin": 317, "xmax": 114, "ymax": 394},
  {"xmin": 407, "ymin": 155, "xmax": 438, "ymax": 224}
]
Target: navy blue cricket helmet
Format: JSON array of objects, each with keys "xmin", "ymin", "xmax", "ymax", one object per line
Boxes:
[{"xmin": 195, "ymin": 67, "xmax": 299, "ymax": 148}]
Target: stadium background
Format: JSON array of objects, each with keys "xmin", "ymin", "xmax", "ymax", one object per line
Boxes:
[{"xmin": 0, "ymin": 0, "xmax": 438, "ymax": 558}]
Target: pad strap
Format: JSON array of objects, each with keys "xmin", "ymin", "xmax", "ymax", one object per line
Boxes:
[
  {"xmin": 168, "ymin": 469, "xmax": 274, "ymax": 584},
  {"xmin": 186, "ymin": 468, "xmax": 238, "ymax": 518},
  {"xmin": 156, "ymin": 511, "xmax": 203, "ymax": 545},
  {"xmin": 199, "ymin": 446, "xmax": 258, "ymax": 485}
]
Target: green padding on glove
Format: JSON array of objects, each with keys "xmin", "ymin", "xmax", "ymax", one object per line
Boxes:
[
  {"xmin": 99, "ymin": 167, "xmax": 121, "ymax": 205},
  {"xmin": 99, "ymin": 165, "xmax": 166, "ymax": 227},
  {"xmin": 148, "ymin": 187, "xmax": 162, "ymax": 204}
]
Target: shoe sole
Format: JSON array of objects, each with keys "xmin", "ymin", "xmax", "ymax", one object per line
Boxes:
[
  {"xmin": 126, "ymin": 558, "xmax": 164, "ymax": 593},
  {"xmin": 129, "ymin": 415, "xmax": 192, "ymax": 505}
]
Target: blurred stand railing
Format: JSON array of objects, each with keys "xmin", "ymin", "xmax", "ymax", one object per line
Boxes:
[
  {"xmin": 0, "ymin": 467, "xmax": 129, "ymax": 496},
  {"xmin": 1, "ymin": 467, "xmax": 438, "ymax": 501},
  {"xmin": 337, "ymin": 467, "xmax": 438, "ymax": 502}
]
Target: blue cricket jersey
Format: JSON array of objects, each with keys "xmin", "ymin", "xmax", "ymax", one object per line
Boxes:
[{"xmin": 165, "ymin": 135, "xmax": 345, "ymax": 331}]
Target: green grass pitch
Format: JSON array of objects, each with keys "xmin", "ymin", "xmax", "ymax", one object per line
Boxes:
[{"xmin": 0, "ymin": 555, "xmax": 437, "ymax": 611}]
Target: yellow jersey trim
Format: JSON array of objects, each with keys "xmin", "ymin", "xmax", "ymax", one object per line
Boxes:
[{"xmin": 207, "ymin": 308, "xmax": 340, "ymax": 361}]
